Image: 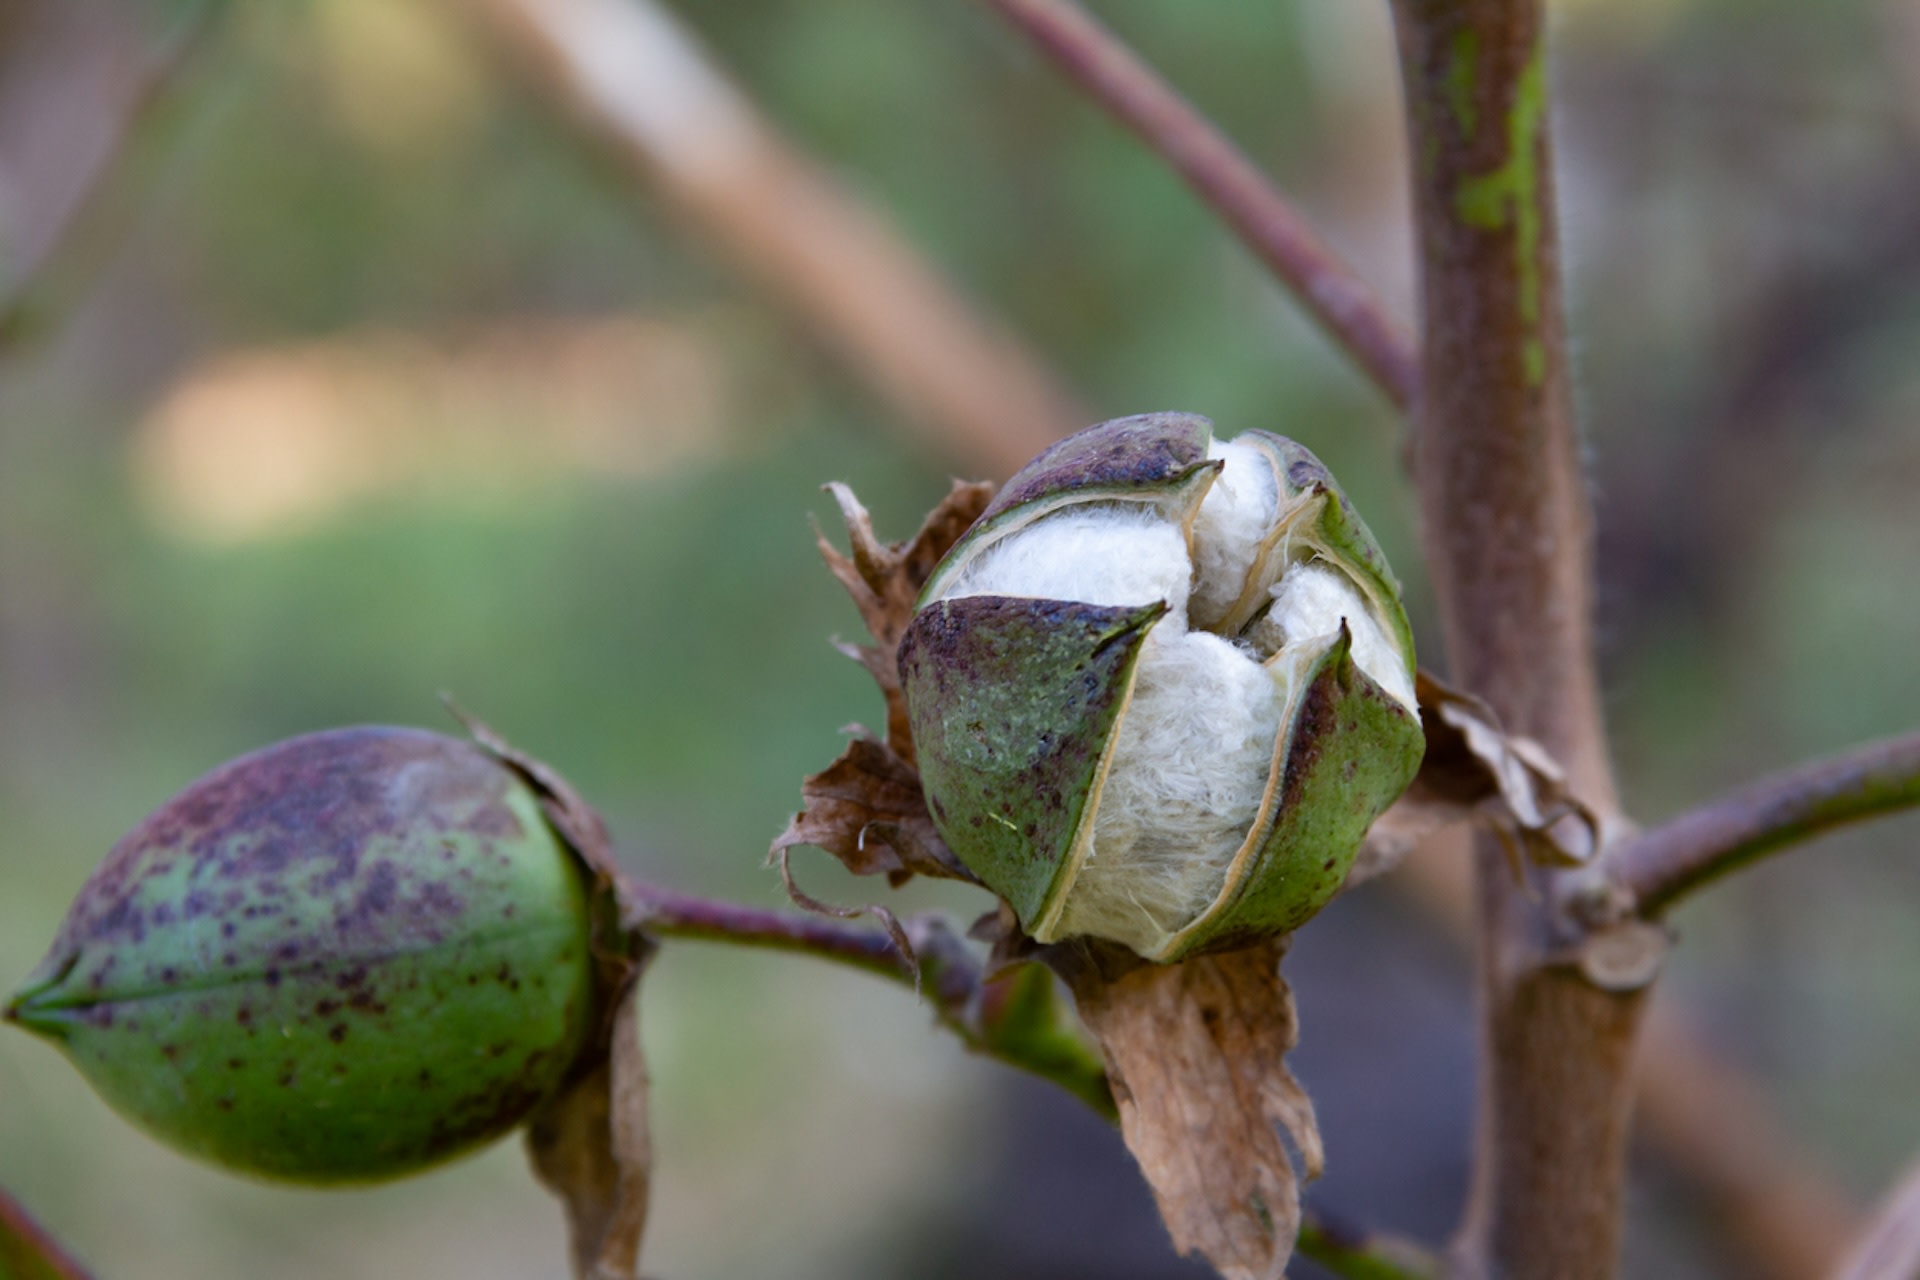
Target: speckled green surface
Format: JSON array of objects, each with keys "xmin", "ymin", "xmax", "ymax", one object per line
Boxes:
[{"xmin": 6, "ymin": 728, "xmax": 594, "ymax": 1184}]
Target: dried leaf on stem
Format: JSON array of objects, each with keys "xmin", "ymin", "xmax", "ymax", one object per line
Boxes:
[
  {"xmin": 772, "ymin": 480, "xmax": 994, "ymax": 947},
  {"xmin": 1345, "ymin": 670, "xmax": 1600, "ymax": 888},
  {"xmin": 526, "ymin": 976, "xmax": 653, "ymax": 1280},
  {"xmin": 1051, "ymin": 937, "xmax": 1320, "ymax": 1280},
  {"xmin": 770, "ymin": 733, "xmax": 977, "ymax": 888},
  {"xmin": 815, "ymin": 479, "xmax": 994, "ymax": 760}
]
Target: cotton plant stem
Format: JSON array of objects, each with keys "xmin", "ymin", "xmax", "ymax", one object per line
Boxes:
[
  {"xmin": 1297, "ymin": 1210, "xmax": 1444, "ymax": 1280},
  {"xmin": 624, "ymin": 878, "xmax": 1440, "ymax": 1276},
  {"xmin": 621, "ymin": 879, "xmax": 1115, "ymax": 1117},
  {"xmin": 1827, "ymin": 1158, "xmax": 1920, "ymax": 1280},
  {"xmin": 1386, "ymin": 4, "xmax": 1638, "ymax": 1277},
  {"xmin": 1393, "ymin": 834, "xmax": 1865, "ymax": 1280},
  {"xmin": 1616, "ymin": 731, "xmax": 1920, "ymax": 916},
  {"xmin": 982, "ymin": 0, "xmax": 1420, "ymax": 409},
  {"xmin": 446, "ymin": 0, "xmax": 1085, "ymax": 479},
  {"xmin": 0, "ymin": 0, "xmax": 226, "ymax": 348},
  {"xmin": 623, "ymin": 881, "xmax": 906, "ymax": 981},
  {"xmin": 0, "ymin": 1185, "xmax": 96, "ymax": 1280}
]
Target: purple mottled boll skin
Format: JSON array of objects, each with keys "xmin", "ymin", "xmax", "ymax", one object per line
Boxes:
[{"xmin": 5, "ymin": 727, "xmax": 597, "ymax": 1184}]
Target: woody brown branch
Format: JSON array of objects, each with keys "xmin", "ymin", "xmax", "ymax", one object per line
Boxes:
[{"xmin": 1386, "ymin": 2, "xmax": 1638, "ymax": 1276}]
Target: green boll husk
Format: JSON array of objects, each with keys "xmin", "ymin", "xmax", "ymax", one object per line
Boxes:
[
  {"xmin": 901, "ymin": 413, "xmax": 1425, "ymax": 962},
  {"xmin": 3, "ymin": 726, "xmax": 597, "ymax": 1184}
]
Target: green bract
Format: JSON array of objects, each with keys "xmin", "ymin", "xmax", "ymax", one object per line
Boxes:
[
  {"xmin": 901, "ymin": 413, "xmax": 1424, "ymax": 962},
  {"xmin": 4, "ymin": 727, "xmax": 596, "ymax": 1184}
]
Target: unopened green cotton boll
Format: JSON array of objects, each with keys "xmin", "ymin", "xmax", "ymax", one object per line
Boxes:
[
  {"xmin": 4, "ymin": 727, "xmax": 596, "ymax": 1183},
  {"xmin": 901, "ymin": 413, "xmax": 1424, "ymax": 962}
]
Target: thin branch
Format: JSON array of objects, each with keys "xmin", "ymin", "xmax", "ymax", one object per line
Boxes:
[
  {"xmin": 626, "ymin": 878, "xmax": 1442, "ymax": 1276},
  {"xmin": 1828, "ymin": 1158, "xmax": 1920, "ymax": 1280},
  {"xmin": 447, "ymin": 0, "xmax": 1086, "ymax": 479},
  {"xmin": 982, "ymin": 0, "xmax": 1420, "ymax": 409},
  {"xmin": 1297, "ymin": 1209, "xmax": 1443, "ymax": 1280},
  {"xmin": 0, "ymin": 0, "xmax": 226, "ymax": 350},
  {"xmin": 621, "ymin": 878, "xmax": 1116, "ymax": 1119},
  {"xmin": 623, "ymin": 881, "xmax": 909, "ymax": 980},
  {"xmin": 1617, "ymin": 732, "xmax": 1920, "ymax": 916},
  {"xmin": 0, "ymin": 1186, "xmax": 96, "ymax": 1280}
]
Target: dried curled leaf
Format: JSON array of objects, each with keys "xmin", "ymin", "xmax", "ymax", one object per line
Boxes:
[
  {"xmin": 1344, "ymin": 671, "xmax": 1602, "ymax": 888},
  {"xmin": 773, "ymin": 481, "xmax": 995, "ymax": 945},
  {"xmin": 0, "ymin": 1188, "xmax": 96, "ymax": 1280},
  {"xmin": 1053, "ymin": 937, "xmax": 1319, "ymax": 1280},
  {"xmin": 526, "ymin": 976, "xmax": 652, "ymax": 1280},
  {"xmin": 769, "ymin": 732, "xmax": 977, "ymax": 888},
  {"xmin": 817, "ymin": 479, "xmax": 994, "ymax": 760}
]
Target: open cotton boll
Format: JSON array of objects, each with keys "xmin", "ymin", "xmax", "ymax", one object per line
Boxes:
[
  {"xmin": 899, "ymin": 414, "xmax": 1427, "ymax": 962},
  {"xmin": 1054, "ymin": 628, "xmax": 1285, "ymax": 954},
  {"xmin": 928, "ymin": 496, "xmax": 1289, "ymax": 954},
  {"xmin": 1188, "ymin": 439, "xmax": 1280, "ymax": 630},
  {"xmin": 1252, "ymin": 561, "xmax": 1418, "ymax": 712},
  {"xmin": 939, "ymin": 504, "xmax": 1193, "ymax": 615}
]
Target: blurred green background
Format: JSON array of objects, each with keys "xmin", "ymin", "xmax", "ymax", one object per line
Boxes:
[{"xmin": 2, "ymin": 0, "xmax": 1918, "ymax": 1277}]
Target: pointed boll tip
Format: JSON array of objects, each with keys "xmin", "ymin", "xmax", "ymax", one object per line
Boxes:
[
  {"xmin": 3, "ymin": 960, "xmax": 80, "ymax": 1043},
  {"xmin": 2, "ymin": 989, "xmax": 54, "ymax": 1041}
]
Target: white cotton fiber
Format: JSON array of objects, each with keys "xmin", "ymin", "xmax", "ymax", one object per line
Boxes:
[
  {"xmin": 938, "ymin": 504, "xmax": 1192, "ymax": 615},
  {"xmin": 1188, "ymin": 439, "xmax": 1280, "ymax": 630},
  {"xmin": 1053, "ymin": 629, "xmax": 1284, "ymax": 954},
  {"xmin": 1249, "ymin": 561, "xmax": 1418, "ymax": 711},
  {"xmin": 927, "ymin": 455, "xmax": 1412, "ymax": 956}
]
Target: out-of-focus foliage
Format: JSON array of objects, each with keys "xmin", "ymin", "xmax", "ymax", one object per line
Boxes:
[{"xmin": 2, "ymin": 0, "xmax": 1918, "ymax": 1276}]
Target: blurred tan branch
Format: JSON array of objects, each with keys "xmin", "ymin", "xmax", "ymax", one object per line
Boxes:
[
  {"xmin": 443, "ymin": 0, "xmax": 1087, "ymax": 478},
  {"xmin": 1637, "ymin": 1000, "xmax": 1868, "ymax": 1280},
  {"xmin": 0, "ymin": 0, "xmax": 223, "ymax": 347},
  {"xmin": 1829, "ymin": 1158, "xmax": 1920, "ymax": 1280}
]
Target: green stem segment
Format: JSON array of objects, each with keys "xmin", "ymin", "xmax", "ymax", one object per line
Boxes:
[{"xmin": 1298, "ymin": 1211, "xmax": 1444, "ymax": 1280}]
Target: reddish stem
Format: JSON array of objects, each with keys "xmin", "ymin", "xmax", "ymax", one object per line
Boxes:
[
  {"xmin": 984, "ymin": 0, "xmax": 1420, "ymax": 408},
  {"xmin": 0, "ymin": 1187, "xmax": 96, "ymax": 1280},
  {"xmin": 1617, "ymin": 732, "xmax": 1920, "ymax": 916}
]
